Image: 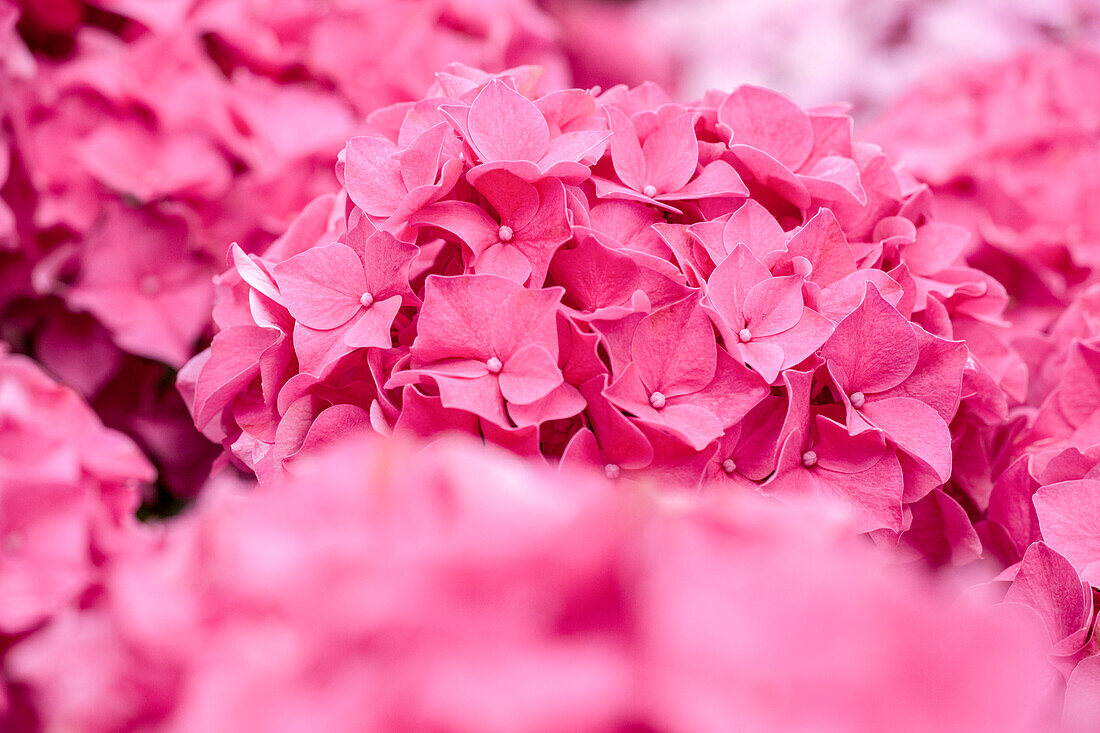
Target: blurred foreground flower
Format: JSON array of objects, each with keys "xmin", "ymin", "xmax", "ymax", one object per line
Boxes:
[{"xmin": 6, "ymin": 433, "xmax": 1055, "ymax": 733}]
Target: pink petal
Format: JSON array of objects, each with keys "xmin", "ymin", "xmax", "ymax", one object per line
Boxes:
[
  {"xmin": 659, "ymin": 160, "xmax": 748, "ymax": 201},
  {"xmin": 1034, "ymin": 479, "xmax": 1100, "ymax": 577},
  {"xmin": 642, "ymin": 111, "xmax": 698, "ymax": 194},
  {"xmin": 507, "ymin": 382, "xmax": 585, "ymax": 427},
  {"xmin": 782, "ymin": 209, "xmax": 857, "ymax": 287},
  {"xmin": 499, "ymin": 344, "xmax": 563, "ymax": 405},
  {"xmin": 743, "ymin": 275, "xmax": 804, "ymax": 337},
  {"xmin": 631, "ymin": 296, "xmax": 717, "ymax": 396},
  {"xmin": 272, "ymin": 243, "xmax": 366, "ymax": 330},
  {"xmin": 343, "ymin": 136, "xmax": 405, "ymax": 217},
  {"xmin": 1064, "ymin": 655, "xmax": 1100, "ymax": 733},
  {"xmin": 193, "ymin": 326, "xmax": 279, "ymax": 429},
  {"xmin": 719, "ymin": 85, "xmax": 814, "ymax": 170},
  {"xmin": 397, "ymin": 122, "xmax": 448, "ymax": 193},
  {"xmin": 580, "ymin": 376, "xmax": 654, "ymax": 469},
  {"xmin": 1005, "ymin": 542, "xmax": 1092, "ymax": 645},
  {"xmin": 431, "ymin": 372, "xmax": 509, "ymax": 428},
  {"xmin": 822, "ymin": 284, "xmax": 918, "ymax": 394},
  {"xmin": 721, "ymin": 200, "xmax": 788, "ymax": 264},
  {"xmin": 471, "ymin": 168, "xmax": 540, "ymax": 231},
  {"xmin": 606, "ymin": 106, "xmax": 646, "ymax": 191},
  {"xmin": 413, "ymin": 275, "xmax": 517, "ymax": 363},
  {"xmin": 467, "ymin": 80, "xmax": 550, "ymax": 163},
  {"xmin": 477, "ymin": 243, "xmax": 533, "ymax": 285},
  {"xmin": 409, "ymin": 200, "xmax": 498, "ymax": 258},
  {"xmin": 861, "ymin": 397, "xmax": 952, "ymax": 483},
  {"xmin": 798, "ymin": 155, "xmax": 866, "ymax": 207},
  {"xmin": 706, "ymin": 243, "xmax": 770, "ymax": 332},
  {"xmin": 811, "ymin": 415, "xmax": 888, "ymax": 475},
  {"xmin": 900, "ymin": 489, "xmax": 981, "ymax": 566},
  {"xmin": 342, "ymin": 295, "xmax": 402, "ymax": 350},
  {"xmin": 489, "ymin": 286, "xmax": 563, "ymax": 362}
]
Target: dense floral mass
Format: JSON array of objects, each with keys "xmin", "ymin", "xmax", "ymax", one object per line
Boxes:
[
  {"xmin": 184, "ymin": 63, "xmax": 1018, "ymax": 553},
  {"xmin": 4, "ymin": 435, "xmax": 1055, "ymax": 732},
  {"xmin": 872, "ymin": 44, "xmax": 1100, "ymax": 728},
  {"xmin": 0, "ymin": 0, "xmax": 566, "ymax": 495},
  {"xmin": 4, "ymin": 0, "xmax": 1100, "ymax": 730}
]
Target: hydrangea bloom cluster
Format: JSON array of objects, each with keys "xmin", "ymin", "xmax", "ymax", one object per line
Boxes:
[
  {"xmin": 871, "ymin": 45, "xmax": 1100, "ymax": 721},
  {"xmin": 623, "ymin": 0, "xmax": 1100, "ymax": 115},
  {"xmin": 183, "ymin": 64, "xmax": 1020, "ymax": 552},
  {"xmin": 0, "ymin": 348, "xmax": 153, "ymax": 638},
  {"xmin": 872, "ymin": 45, "xmax": 1100, "ymax": 334},
  {"xmin": 0, "ymin": 0, "xmax": 566, "ymax": 495},
  {"xmin": 5, "ymin": 433, "xmax": 1055, "ymax": 732}
]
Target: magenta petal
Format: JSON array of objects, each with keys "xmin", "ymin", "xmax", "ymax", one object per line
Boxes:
[
  {"xmin": 409, "ymin": 200, "xmax": 498, "ymax": 257},
  {"xmin": 1034, "ymin": 479, "xmax": 1100, "ymax": 577},
  {"xmin": 643, "ymin": 111, "xmax": 698, "ymax": 193},
  {"xmin": 342, "ymin": 295, "xmax": 402, "ymax": 350},
  {"xmin": 272, "ymin": 243, "xmax": 365, "ymax": 330},
  {"xmin": 661, "ymin": 160, "xmax": 748, "ymax": 201},
  {"xmin": 811, "ymin": 415, "xmax": 887, "ymax": 474},
  {"xmin": 431, "ymin": 372, "xmax": 508, "ymax": 427},
  {"xmin": 193, "ymin": 326, "xmax": 278, "ymax": 429},
  {"xmin": 1005, "ymin": 542, "xmax": 1092, "ymax": 645},
  {"xmin": 861, "ymin": 397, "xmax": 952, "ymax": 483},
  {"xmin": 822, "ymin": 284, "xmax": 919, "ymax": 393},
  {"xmin": 631, "ymin": 297, "xmax": 717, "ymax": 396},
  {"xmin": 743, "ymin": 275, "xmax": 804, "ymax": 337},
  {"xmin": 499, "ymin": 344, "xmax": 563, "ymax": 405},
  {"xmin": 477, "ymin": 243, "xmax": 533, "ymax": 284},
  {"xmin": 607, "ymin": 106, "xmax": 646, "ymax": 191},
  {"xmin": 507, "ymin": 382, "xmax": 585, "ymax": 427},
  {"xmin": 467, "ymin": 80, "xmax": 550, "ymax": 163},
  {"xmin": 1064, "ymin": 655, "xmax": 1100, "ymax": 733},
  {"xmin": 343, "ymin": 136, "xmax": 404, "ymax": 217},
  {"xmin": 719, "ymin": 85, "xmax": 814, "ymax": 170},
  {"xmin": 471, "ymin": 168, "xmax": 540, "ymax": 231},
  {"xmin": 296, "ymin": 404, "xmax": 374, "ymax": 459},
  {"xmin": 721, "ymin": 200, "xmax": 786, "ymax": 262}
]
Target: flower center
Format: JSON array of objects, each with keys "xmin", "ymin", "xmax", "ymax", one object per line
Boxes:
[
  {"xmin": 498, "ymin": 225, "xmax": 514, "ymax": 242},
  {"xmin": 139, "ymin": 274, "xmax": 161, "ymax": 296},
  {"xmin": 359, "ymin": 292, "xmax": 374, "ymax": 308},
  {"xmin": 486, "ymin": 357, "xmax": 503, "ymax": 374},
  {"xmin": 604, "ymin": 463, "xmax": 621, "ymax": 480},
  {"xmin": 738, "ymin": 328, "xmax": 752, "ymax": 343},
  {"xmin": 649, "ymin": 391, "xmax": 667, "ymax": 410},
  {"xmin": 721, "ymin": 458, "xmax": 736, "ymax": 475},
  {"xmin": 642, "ymin": 184, "xmax": 658, "ymax": 198},
  {"xmin": 801, "ymin": 450, "xmax": 818, "ymax": 468},
  {"xmin": 849, "ymin": 391, "xmax": 865, "ymax": 409}
]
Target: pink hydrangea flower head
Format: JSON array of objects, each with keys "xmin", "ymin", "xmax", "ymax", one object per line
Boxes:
[{"xmin": 184, "ymin": 65, "xmax": 1018, "ymax": 561}]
